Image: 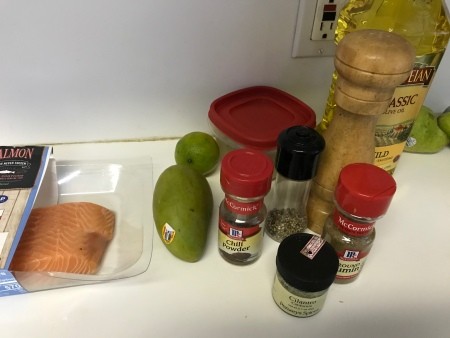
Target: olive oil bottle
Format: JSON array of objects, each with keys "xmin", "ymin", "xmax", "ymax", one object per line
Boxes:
[{"xmin": 317, "ymin": 0, "xmax": 450, "ymax": 174}]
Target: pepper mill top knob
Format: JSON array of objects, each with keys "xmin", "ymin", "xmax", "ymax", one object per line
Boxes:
[{"xmin": 334, "ymin": 29, "xmax": 416, "ymax": 116}]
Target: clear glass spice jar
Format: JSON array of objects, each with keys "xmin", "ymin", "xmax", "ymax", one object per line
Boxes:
[
  {"xmin": 323, "ymin": 163, "xmax": 397, "ymax": 283},
  {"xmin": 265, "ymin": 126, "xmax": 325, "ymax": 242},
  {"xmin": 218, "ymin": 149, "xmax": 273, "ymax": 265},
  {"xmin": 272, "ymin": 233, "xmax": 339, "ymax": 317}
]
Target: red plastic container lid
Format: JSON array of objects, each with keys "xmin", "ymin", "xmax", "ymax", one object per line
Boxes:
[{"xmin": 208, "ymin": 86, "xmax": 316, "ymax": 150}]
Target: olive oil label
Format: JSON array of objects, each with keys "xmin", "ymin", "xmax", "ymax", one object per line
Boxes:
[
  {"xmin": 374, "ymin": 53, "xmax": 443, "ymax": 173},
  {"xmin": 374, "ymin": 83, "xmax": 426, "ymax": 173},
  {"xmin": 272, "ymin": 275, "xmax": 327, "ymax": 318},
  {"xmin": 336, "ymin": 250, "xmax": 368, "ymax": 280},
  {"xmin": 218, "ymin": 219, "xmax": 262, "ymax": 256},
  {"xmin": 374, "ymin": 142, "xmax": 406, "ymax": 172}
]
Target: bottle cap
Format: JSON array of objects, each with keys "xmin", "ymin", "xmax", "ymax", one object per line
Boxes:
[
  {"xmin": 220, "ymin": 149, "xmax": 273, "ymax": 198},
  {"xmin": 276, "ymin": 233, "xmax": 338, "ymax": 292},
  {"xmin": 335, "ymin": 163, "xmax": 397, "ymax": 218},
  {"xmin": 275, "ymin": 126, "xmax": 325, "ymax": 180}
]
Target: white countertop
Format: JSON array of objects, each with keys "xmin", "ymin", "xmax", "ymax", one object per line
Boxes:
[{"xmin": 1, "ymin": 140, "xmax": 449, "ymax": 338}]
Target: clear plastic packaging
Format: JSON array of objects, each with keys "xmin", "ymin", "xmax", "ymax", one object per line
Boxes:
[{"xmin": 11, "ymin": 158, "xmax": 154, "ymax": 293}]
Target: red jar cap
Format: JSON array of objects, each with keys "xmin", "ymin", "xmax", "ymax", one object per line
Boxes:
[
  {"xmin": 220, "ymin": 149, "xmax": 273, "ymax": 198},
  {"xmin": 335, "ymin": 163, "xmax": 396, "ymax": 218},
  {"xmin": 208, "ymin": 86, "xmax": 316, "ymax": 150}
]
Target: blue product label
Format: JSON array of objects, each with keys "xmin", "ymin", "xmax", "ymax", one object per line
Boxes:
[{"xmin": 0, "ymin": 270, "xmax": 27, "ymax": 296}]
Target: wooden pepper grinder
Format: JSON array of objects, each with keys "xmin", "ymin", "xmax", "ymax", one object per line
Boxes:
[{"xmin": 306, "ymin": 29, "xmax": 415, "ymax": 235}]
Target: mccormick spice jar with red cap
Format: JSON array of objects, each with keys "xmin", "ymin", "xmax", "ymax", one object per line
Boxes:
[
  {"xmin": 322, "ymin": 163, "xmax": 397, "ymax": 283},
  {"xmin": 218, "ymin": 149, "xmax": 273, "ymax": 265}
]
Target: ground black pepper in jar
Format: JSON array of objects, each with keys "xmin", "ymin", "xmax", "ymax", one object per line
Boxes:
[
  {"xmin": 323, "ymin": 163, "xmax": 396, "ymax": 283},
  {"xmin": 272, "ymin": 233, "xmax": 338, "ymax": 317},
  {"xmin": 266, "ymin": 126, "xmax": 325, "ymax": 242},
  {"xmin": 218, "ymin": 149, "xmax": 273, "ymax": 265}
]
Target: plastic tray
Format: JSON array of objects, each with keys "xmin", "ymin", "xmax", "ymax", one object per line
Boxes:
[{"xmin": 12, "ymin": 158, "xmax": 154, "ymax": 292}]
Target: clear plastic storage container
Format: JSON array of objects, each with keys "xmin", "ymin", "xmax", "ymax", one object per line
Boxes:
[
  {"xmin": 10, "ymin": 158, "xmax": 154, "ymax": 294},
  {"xmin": 208, "ymin": 86, "xmax": 316, "ymax": 164}
]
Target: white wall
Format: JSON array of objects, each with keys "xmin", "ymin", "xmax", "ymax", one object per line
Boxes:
[{"xmin": 1, "ymin": 0, "xmax": 449, "ymax": 145}]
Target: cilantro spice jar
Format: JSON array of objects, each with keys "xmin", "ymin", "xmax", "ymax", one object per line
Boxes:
[
  {"xmin": 218, "ymin": 149, "xmax": 273, "ymax": 265},
  {"xmin": 322, "ymin": 163, "xmax": 396, "ymax": 283},
  {"xmin": 272, "ymin": 233, "xmax": 338, "ymax": 317}
]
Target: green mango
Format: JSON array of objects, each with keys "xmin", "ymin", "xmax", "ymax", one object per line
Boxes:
[
  {"xmin": 437, "ymin": 106, "xmax": 450, "ymax": 139},
  {"xmin": 153, "ymin": 164, "xmax": 213, "ymax": 262},
  {"xmin": 404, "ymin": 105, "xmax": 449, "ymax": 154}
]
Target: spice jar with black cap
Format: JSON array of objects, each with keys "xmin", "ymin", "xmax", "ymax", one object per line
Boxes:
[
  {"xmin": 272, "ymin": 233, "xmax": 339, "ymax": 317},
  {"xmin": 265, "ymin": 126, "xmax": 325, "ymax": 242}
]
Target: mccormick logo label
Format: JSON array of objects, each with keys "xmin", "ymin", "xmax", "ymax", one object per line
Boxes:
[
  {"xmin": 224, "ymin": 196, "xmax": 262, "ymax": 215},
  {"xmin": 343, "ymin": 250, "xmax": 359, "ymax": 260},
  {"xmin": 219, "ymin": 219, "xmax": 261, "ymax": 239},
  {"xmin": 229, "ymin": 228, "xmax": 243, "ymax": 239},
  {"xmin": 335, "ymin": 249, "xmax": 369, "ymax": 280},
  {"xmin": 333, "ymin": 211, "xmax": 374, "ymax": 237}
]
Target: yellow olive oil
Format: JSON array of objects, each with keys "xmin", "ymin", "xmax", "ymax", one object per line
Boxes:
[{"xmin": 317, "ymin": 0, "xmax": 450, "ymax": 173}]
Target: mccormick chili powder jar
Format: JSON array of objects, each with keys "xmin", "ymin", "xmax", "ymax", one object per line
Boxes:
[{"xmin": 217, "ymin": 149, "xmax": 273, "ymax": 265}]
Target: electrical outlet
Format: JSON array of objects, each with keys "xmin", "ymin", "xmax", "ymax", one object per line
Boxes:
[{"xmin": 292, "ymin": 0, "xmax": 346, "ymax": 58}]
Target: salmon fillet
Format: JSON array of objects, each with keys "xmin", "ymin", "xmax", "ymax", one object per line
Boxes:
[{"xmin": 10, "ymin": 202, "xmax": 115, "ymax": 274}]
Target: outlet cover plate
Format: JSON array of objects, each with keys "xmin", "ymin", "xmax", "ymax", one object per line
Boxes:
[{"xmin": 292, "ymin": 0, "xmax": 345, "ymax": 58}]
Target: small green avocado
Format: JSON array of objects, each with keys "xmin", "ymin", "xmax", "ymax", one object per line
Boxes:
[
  {"xmin": 153, "ymin": 164, "xmax": 213, "ymax": 262},
  {"xmin": 437, "ymin": 106, "xmax": 450, "ymax": 139},
  {"xmin": 405, "ymin": 105, "xmax": 450, "ymax": 154}
]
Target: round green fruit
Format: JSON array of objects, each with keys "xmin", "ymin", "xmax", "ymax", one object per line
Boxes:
[
  {"xmin": 405, "ymin": 105, "xmax": 449, "ymax": 154},
  {"xmin": 437, "ymin": 107, "xmax": 450, "ymax": 138},
  {"xmin": 175, "ymin": 132, "xmax": 220, "ymax": 175}
]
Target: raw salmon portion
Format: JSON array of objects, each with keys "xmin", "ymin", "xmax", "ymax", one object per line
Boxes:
[{"xmin": 10, "ymin": 202, "xmax": 115, "ymax": 274}]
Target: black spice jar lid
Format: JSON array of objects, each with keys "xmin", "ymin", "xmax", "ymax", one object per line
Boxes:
[
  {"xmin": 275, "ymin": 126, "xmax": 325, "ymax": 181},
  {"xmin": 276, "ymin": 233, "xmax": 338, "ymax": 292}
]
